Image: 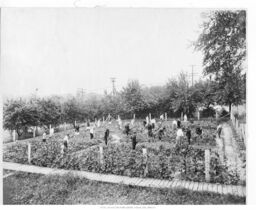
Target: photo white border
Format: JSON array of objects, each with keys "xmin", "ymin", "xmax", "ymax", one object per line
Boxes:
[{"xmin": 0, "ymin": 0, "xmax": 255, "ymax": 209}]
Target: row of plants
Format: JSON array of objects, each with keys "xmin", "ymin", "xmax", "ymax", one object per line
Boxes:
[{"xmin": 3, "ymin": 138, "xmax": 241, "ymax": 185}]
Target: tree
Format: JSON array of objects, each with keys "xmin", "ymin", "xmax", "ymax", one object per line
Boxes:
[
  {"xmin": 122, "ymin": 80, "xmax": 147, "ymax": 117},
  {"xmin": 3, "ymin": 98, "xmax": 40, "ymax": 137},
  {"xmin": 166, "ymin": 72, "xmax": 197, "ymax": 117},
  {"xmin": 142, "ymin": 86, "xmax": 168, "ymax": 117},
  {"xmin": 62, "ymin": 98, "xmax": 83, "ymax": 126},
  {"xmin": 37, "ymin": 98, "xmax": 61, "ymax": 128},
  {"xmin": 194, "ymin": 10, "xmax": 246, "ymax": 112}
]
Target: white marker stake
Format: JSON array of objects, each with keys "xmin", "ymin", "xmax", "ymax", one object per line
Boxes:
[
  {"xmin": 28, "ymin": 143, "xmax": 31, "ymax": 164},
  {"xmin": 75, "ymin": 121, "xmax": 76, "ymax": 127},
  {"xmin": 64, "ymin": 122, "xmax": 67, "ymax": 130},
  {"xmin": 165, "ymin": 113, "xmax": 167, "ymax": 121},
  {"xmin": 142, "ymin": 148, "xmax": 148, "ymax": 176},
  {"xmin": 142, "ymin": 148, "xmax": 147, "ymax": 162},
  {"xmin": 33, "ymin": 127, "xmax": 36, "ymax": 138},
  {"xmin": 149, "ymin": 113, "xmax": 151, "ymax": 121},
  {"xmin": 133, "ymin": 114, "xmax": 136, "ymax": 120},
  {"xmin": 198, "ymin": 111, "xmax": 200, "ymax": 120},
  {"xmin": 99, "ymin": 146, "xmax": 104, "ymax": 165},
  {"xmin": 205, "ymin": 149, "xmax": 210, "ymax": 182},
  {"xmin": 12, "ymin": 130, "xmax": 16, "ymax": 142}
]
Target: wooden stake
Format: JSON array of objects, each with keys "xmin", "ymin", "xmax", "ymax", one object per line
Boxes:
[
  {"xmin": 149, "ymin": 113, "xmax": 151, "ymax": 121},
  {"xmin": 198, "ymin": 111, "xmax": 200, "ymax": 120},
  {"xmin": 12, "ymin": 130, "xmax": 16, "ymax": 142},
  {"xmin": 205, "ymin": 149, "xmax": 210, "ymax": 182},
  {"xmin": 28, "ymin": 143, "xmax": 31, "ymax": 164},
  {"xmin": 142, "ymin": 148, "xmax": 148, "ymax": 176},
  {"xmin": 33, "ymin": 127, "xmax": 36, "ymax": 138},
  {"xmin": 99, "ymin": 146, "xmax": 104, "ymax": 165}
]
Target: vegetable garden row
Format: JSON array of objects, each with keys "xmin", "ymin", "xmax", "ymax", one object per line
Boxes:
[{"xmin": 3, "ymin": 119, "xmax": 243, "ymax": 185}]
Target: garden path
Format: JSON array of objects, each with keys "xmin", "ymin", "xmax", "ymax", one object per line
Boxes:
[
  {"xmin": 221, "ymin": 123, "xmax": 246, "ymax": 183},
  {"xmin": 3, "ymin": 161, "xmax": 246, "ymax": 197},
  {"xmin": 221, "ymin": 123, "xmax": 242, "ymax": 175}
]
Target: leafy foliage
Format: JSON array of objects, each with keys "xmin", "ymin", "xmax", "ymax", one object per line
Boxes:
[{"xmin": 194, "ymin": 10, "xmax": 246, "ymax": 110}]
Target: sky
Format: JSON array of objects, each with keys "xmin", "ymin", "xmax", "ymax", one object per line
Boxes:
[{"xmin": 1, "ymin": 8, "xmax": 207, "ymax": 98}]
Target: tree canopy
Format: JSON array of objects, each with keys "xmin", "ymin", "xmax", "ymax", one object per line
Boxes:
[{"xmin": 194, "ymin": 10, "xmax": 246, "ymax": 111}]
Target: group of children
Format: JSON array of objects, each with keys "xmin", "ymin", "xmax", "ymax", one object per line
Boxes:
[{"xmin": 41, "ymin": 114, "xmax": 223, "ymax": 154}]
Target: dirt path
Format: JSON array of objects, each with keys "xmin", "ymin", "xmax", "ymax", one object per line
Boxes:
[{"xmin": 221, "ymin": 123, "xmax": 240, "ymax": 174}]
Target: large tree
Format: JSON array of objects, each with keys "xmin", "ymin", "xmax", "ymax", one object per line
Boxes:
[
  {"xmin": 37, "ymin": 98, "xmax": 61, "ymax": 128},
  {"xmin": 194, "ymin": 10, "xmax": 246, "ymax": 112},
  {"xmin": 166, "ymin": 72, "xmax": 198, "ymax": 117},
  {"xmin": 3, "ymin": 98, "xmax": 41, "ymax": 137},
  {"xmin": 122, "ymin": 80, "xmax": 147, "ymax": 118}
]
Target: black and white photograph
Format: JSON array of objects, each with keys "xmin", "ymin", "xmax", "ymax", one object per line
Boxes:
[{"xmin": 1, "ymin": 1, "xmax": 249, "ymax": 206}]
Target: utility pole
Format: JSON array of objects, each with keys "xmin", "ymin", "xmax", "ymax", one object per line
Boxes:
[
  {"xmin": 188, "ymin": 65, "xmax": 198, "ymax": 87},
  {"xmin": 77, "ymin": 88, "xmax": 86, "ymax": 99},
  {"xmin": 190, "ymin": 65, "xmax": 196, "ymax": 87},
  {"xmin": 110, "ymin": 77, "xmax": 116, "ymax": 96}
]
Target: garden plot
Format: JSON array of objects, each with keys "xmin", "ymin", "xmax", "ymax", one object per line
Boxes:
[{"xmin": 3, "ymin": 119, "xmax": 242, "ymax": 185}]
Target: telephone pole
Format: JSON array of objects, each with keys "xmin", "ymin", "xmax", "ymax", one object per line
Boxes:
[
  {"xmin": 189, "ymin": 65, "xmax": 198, "ymax": 87},
  {"xmin": 77, "ymin": 88, "xmax": 86, "ymax": 99},
  {"xmin": 110, "ymin": 77, "xmax": 116, "ymax": 96}
]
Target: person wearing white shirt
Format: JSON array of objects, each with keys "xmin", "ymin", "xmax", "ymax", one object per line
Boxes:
[
  {"xmin": 63, "ymin": 134, "xmax": 69, "ymax": 143},
  {"xmin": 146, "ymin": 116, "xmax": 149, "ymax": 125},
  {"xmin": 172, "ymin": 120, "xmax": 177, "ymax": 129},
  {"xmin": 42, "ymin": 132, "xmax": 47, "ymax": 142},
  {"xmin": 176, "ymin": 127, "xmax": 184, "ymax": 144},
  {"xmin": 62, "ymin": 134, "xmax": 69, "ymax": 154},
  {"xmin": 184, "ymin": 114, "xmax": 187, "ymax": 122}
]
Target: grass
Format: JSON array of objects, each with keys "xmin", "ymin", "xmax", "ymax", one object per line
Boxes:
[{"xmin": 3, "ymin": 172, "xmax": 245, "ymax": 205}]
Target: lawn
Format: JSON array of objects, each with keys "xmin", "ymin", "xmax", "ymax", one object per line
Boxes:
[{"xmin": 3, "ymin": 171, "xmax": 245, "ymax": 205}]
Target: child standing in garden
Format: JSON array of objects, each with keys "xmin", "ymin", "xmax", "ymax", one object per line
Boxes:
[
  {"xmin": 172, "ymin": 119, "xmax": 177, "ymax": 129},
  {"xmin": 104, "ymin": 128, "xmax": 110, "ymax": 145},
  {"xmin": 90, "ymin": 125, "xmax": 94, "ymax": 139},
  {"xmin": 125, "ymin": 123, "xmax": 130, "ymax": 136},
  {"xmin": 61, "ymin": 134, "xmax": 69, "ymax": 154},
  {"xmin": 186, "ymin": 128, "xmax": 191, "ymax": 144},
  {"xmin": 176, "ymin": 127, "xmax": 184, "ymax": 145},
  {"xmin": 147, "ymin": 123, "xmax": 153, "ymax": 138},
  {"xmin": 217, "ymin": 124, "xmax": 222, "ymax": 138},
  {"xmin": 177, "ymin": 119, "xmax": 181, "ymax": 128},
  {"xmin": 42, "ymin": 132, "xmax": 47, "ymax": 142},
  {"xmin": 131, "ymin": 131, "xmax": 137, "ymax": 150}
]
